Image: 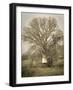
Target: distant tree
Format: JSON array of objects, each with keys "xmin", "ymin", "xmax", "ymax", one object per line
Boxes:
[
  {"xmin": 22, "ymin": 54, "xmax": 28, "ymax": 60},
  {"xmin": 22, "ymin": 17, "xmax": 64, "ymax": 65}
]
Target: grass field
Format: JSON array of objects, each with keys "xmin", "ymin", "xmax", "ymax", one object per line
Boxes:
[{"xmin": 22, "ymin": 61, "xmax": 64, "ymax": 77}]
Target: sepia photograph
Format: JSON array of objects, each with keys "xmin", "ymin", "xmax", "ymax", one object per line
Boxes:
[
  {"xmin": 10, "ymin": 3, "xmax": 71, "ymax": 86},
  {"xmin": 21, "ymin": 12, "xmax": 64, "ymax": 77}
]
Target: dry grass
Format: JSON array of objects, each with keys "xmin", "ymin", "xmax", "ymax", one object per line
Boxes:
[{"xmin": 22, "ymin": 65, "xmax": 64, "ymax": 77}]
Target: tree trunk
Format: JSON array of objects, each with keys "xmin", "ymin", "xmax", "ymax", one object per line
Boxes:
[{"xmin": 41, "ymin": 54, "xmax": 47, "ymax": 64}]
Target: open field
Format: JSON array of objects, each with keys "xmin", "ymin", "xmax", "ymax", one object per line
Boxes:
[{"xmin": 22, "ymin": 60, "xmax": 64, "ymax": 77}]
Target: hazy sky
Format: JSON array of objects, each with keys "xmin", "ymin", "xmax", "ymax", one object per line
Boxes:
[
  {"xmin": 21, "ymin": 12, "xmax": 64, "ymax": 31},
  {"xmin": 21, "ymin": 12, "xmax": 64, "ymax": 55}
]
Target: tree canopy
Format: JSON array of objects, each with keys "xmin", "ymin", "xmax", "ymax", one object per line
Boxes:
[{"xmin": 22, "ymin": 17, "xmax": 64, "ymax": 64}]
